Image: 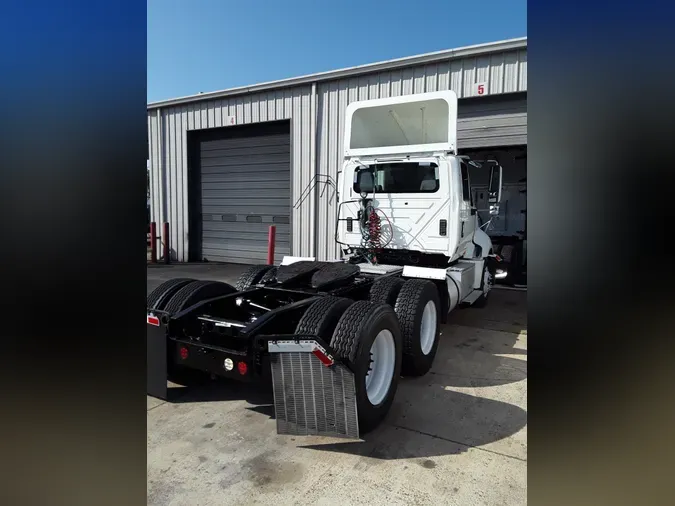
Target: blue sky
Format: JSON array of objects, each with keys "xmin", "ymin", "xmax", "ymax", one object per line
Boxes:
[{"xmin": 148, "ymin": 0, "xmax": 526, "ymax": 103}]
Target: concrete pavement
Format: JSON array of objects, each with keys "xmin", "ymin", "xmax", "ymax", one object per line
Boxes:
[{"xmin": 147, "ymin": 263, "xmax": 527, "ymax": 506}]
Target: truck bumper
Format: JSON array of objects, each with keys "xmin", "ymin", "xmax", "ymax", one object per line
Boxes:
[{"xmin": 147, "ymin": 312, "xmax": 256, "ymax": 401}]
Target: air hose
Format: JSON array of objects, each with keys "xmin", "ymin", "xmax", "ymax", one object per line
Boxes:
[{"xmin": 359, "ymin": 200, "xmax": 391, "ymax": 264}]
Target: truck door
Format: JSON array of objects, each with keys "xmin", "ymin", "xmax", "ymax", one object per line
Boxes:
[{"xmin": 457, "ymin": 160, "xmax": 477, "ymax": 255}]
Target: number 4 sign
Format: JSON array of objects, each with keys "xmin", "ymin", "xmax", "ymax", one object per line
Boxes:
[{"xmin": 474, "ymin": 82, "xmax": 487, "ymax": 96}]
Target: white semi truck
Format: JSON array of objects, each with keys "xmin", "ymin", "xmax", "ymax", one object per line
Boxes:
[{"xmin": 146, "ymin": 90, "xmax": 504, "ymax": 438}]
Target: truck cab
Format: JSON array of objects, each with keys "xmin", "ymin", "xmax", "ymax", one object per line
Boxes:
[{"xmin": 337, "ymin": 91, "xmax": 499, "ymax": 266}]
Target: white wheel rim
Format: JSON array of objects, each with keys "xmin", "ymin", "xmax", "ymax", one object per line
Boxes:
[
  {"xmin": 365, "ymin": 329, "xmax": 396, "ymax": 406},
  {"xmin": 419, "ymin": 300, "xmax": 437, "ymax": 355}
]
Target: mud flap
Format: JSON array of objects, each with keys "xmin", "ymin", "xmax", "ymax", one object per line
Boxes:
[
  {"xmin": 147, "ymin": 313, "xmax": 169, "ymax": 400},
  {"xmin": 268, "ymin": 340, "xmax": 359, "ymax": 439}
]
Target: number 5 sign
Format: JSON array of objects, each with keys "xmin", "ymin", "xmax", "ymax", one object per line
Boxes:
[{"xmin": 474, "ymin": 82, "xmax": 488, "ymax": 96}]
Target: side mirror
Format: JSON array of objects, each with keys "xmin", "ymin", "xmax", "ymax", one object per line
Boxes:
[
  {"xmin": 487, "ymin": 164, "xmax": 503, "ymax": 216},
  {"xmin": 357, "ymin": 169, "xmax": 375, "ymax": 194}
]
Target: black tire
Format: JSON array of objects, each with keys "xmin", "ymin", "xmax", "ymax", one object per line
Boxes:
[
  {"xmin": 295, "ymin": 296, "xmax": 353, "ymax": 340},
  {"xmin": 146, "ymin": 278, "xmax": 194, "ymax": 310},
  {"xmin": 474, "ymin": 258, "xmax": 496, "ymax": 308},
  {"xmin": 394, "ymin": 279, "xmax": 441, "ymax": 377},
  {"xmin": 259, "ymin": 266, "xmax": 278, "ymax": 284},
  {"xmin": 163, "ymin": 280, "xmax": 237, "ymax": 315},
  {"xmin": 331, "ymin": 300, "xmax": 402, "ymax": 433},
  {"xmin": 235, "ymin": 264, "xmax": 275, "ymax": 291},
  {"xmin": 369, "ymin": 277, "xmax": 405, "ymax": 306}
]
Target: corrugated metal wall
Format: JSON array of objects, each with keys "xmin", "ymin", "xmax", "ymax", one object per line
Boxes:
[
  {"xmin": 147, "ymin": 87, "xmax": 316, "ymax": 262},
  {"xmin": 148, "ymin": 48, "xmax": 527, "ymax": 263}
]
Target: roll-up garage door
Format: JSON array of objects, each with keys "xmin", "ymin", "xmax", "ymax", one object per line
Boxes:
[
  {"xmin": 458, "ymin": 93, "xmax": 527, "ymax": 148},
  {"xmin": 196, "ymin": 121, "xmax": 291, "ymax": 265}
]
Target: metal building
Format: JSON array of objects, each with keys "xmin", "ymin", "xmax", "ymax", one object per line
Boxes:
[{"xmin": 148, "ymin": 37, "xmax": 527, "ymax": 265}]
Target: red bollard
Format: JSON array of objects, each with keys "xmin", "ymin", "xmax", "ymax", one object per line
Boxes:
[
  {"xmin": 163, "ymin": 222, "xmax": 170, "ymax": 264},
  {"xmin": 149, "ymin": 222, "xmax": 157, "ymax": 263},
  {"xmin": 267, "ymin": 225, "xmax": 276, "ymax": 265}
]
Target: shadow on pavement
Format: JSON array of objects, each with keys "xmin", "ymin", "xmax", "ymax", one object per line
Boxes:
[
  {"xmin": 159, "ymin": 369, "xmax": 526, "ymax": 461},
  {"xmin": 165, "ymin": 375, "xmax": 274, "ymax": 405},
  {"xmin": 448, "ymin": 289, "xmax": 527, "ymax": 335},
  {"xmin": 431, "ymin": 326, "xmax": 527, "ymax": 388},
  {"xmin": 300, "ymin": 379, "xmax": 527, "ymax": 460},
  {"xmin": 163, "ymin": 375, "xmax": 277, "ymax": 418}
]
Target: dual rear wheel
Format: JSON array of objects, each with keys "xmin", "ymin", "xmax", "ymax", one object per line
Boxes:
[
  {"xmin": 295, "ymin": 297, "xmax": 402, "ymax": 433},
  {"xmin": 368, "ymin": 276, "xmax": 441, "ymax": 376},
  {"xmin": 148, "ymin": 273, "xmax": 442, "ymax": 433},
  {"xmin": 295, "ymin": 277, "xmax": 442, "ymax": 433},
  {"xmin": 147, "ymin": 278, "xmax": 238, "ymax": 384},
  {"xmin": 147, "ymin": 278, "xmax": 237, "ymax": 315}
]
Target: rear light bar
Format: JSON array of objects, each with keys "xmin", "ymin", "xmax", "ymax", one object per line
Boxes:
[
  {"xmin": 268, "ymin": 340, "xmax": 335, "ymax": 367},
  {"xmin": 312, "ymin": 348, "xmax": 335, "ymax": 366}
]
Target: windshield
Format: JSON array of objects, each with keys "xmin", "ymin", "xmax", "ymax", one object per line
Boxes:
[{"xmin": 353, "ymin": 162, "xmax": 439, "ymax": 194}]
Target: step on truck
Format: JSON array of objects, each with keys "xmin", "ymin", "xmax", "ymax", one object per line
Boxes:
[{"xmin": 147, "ymin": 90, "xmax": 504, "ymax": 439}]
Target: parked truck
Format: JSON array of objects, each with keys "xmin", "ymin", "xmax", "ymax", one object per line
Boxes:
[{"xmin": 147, "ymin": 90, "xmax": 504, "ymax": 439}]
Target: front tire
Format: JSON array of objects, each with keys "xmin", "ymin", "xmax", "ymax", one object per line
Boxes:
[
  {"xmin": 394, "ymin": 279, "xmax": 441, "ymax": 377},
  {"xmin": 330, "ymin": 300, "xmax": 402, "ymax": 433},
  {"xmin": 474, "ymin": 259, "xmax": 496, "ymax": 308}
]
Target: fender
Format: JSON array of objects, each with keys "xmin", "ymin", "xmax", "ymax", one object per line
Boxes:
[
  {"xmin": 280, "ymin": 256, "xmax": 316, "ymax": 265},
  {"xmin": 472, "ymin": 228, "xmax": 494, "ymax": 258},
  {"xmin": 401, "ymin": 265, "xmax": 447, "ymax": 280}
]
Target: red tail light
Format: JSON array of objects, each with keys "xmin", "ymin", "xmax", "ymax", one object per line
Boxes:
[
  {"xmin": 179, "ymin": 347, "xmax": 189, "ymax": 360},
  {"xmin": 312, "ymin": 349, "xmax": 334, "ymax": 367},
  {"xmin": 147, "ymin": 315, "xmax": 160, "ymax": 326},
  {"xmin": 237, "ymin": 361, "xmax": 248, "ymax": 375}
]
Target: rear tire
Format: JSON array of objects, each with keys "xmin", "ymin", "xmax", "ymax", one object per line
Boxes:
[
  {"xmin": 163, "ymin": 280, "xmax": 237, "ymax": 315},
  {"xmin": 394, "ymin": 279, "xmax": 441, "ymax": 377},
  {"xmin": 369, "ymin": 277, "xmax": 405, "ymax": 306},
  {"xmin": 235, "ymin": 264, "xmax": 275, "ymax": 291},
  {"xmin": 331, "ymin": 300, "xmax": 402, "ymax": 433},
  {"xmin": 295, "ymin": 296, "xmax": 353, "ymax": 340},
  {"xmin": 259, "ymin": 266, "xmax": 278, "ymax": 285},
  {"xmin": 147, "ymin": 278, "xmax": 194, "ymax": 311}
]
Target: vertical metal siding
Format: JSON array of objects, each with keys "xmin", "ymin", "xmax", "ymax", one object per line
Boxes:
[
  {"xmin": 148, "ymin": 86, "xmax": 313, "ymax": 262},
  {"xmin": 148, "ymin": 48, "xmax": 526, "ymax": 263}
]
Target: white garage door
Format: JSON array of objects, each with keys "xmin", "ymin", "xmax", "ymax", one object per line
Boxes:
[{"xmin": 198, "ymin": 122, "xmax": 291, "ymax": 265}]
